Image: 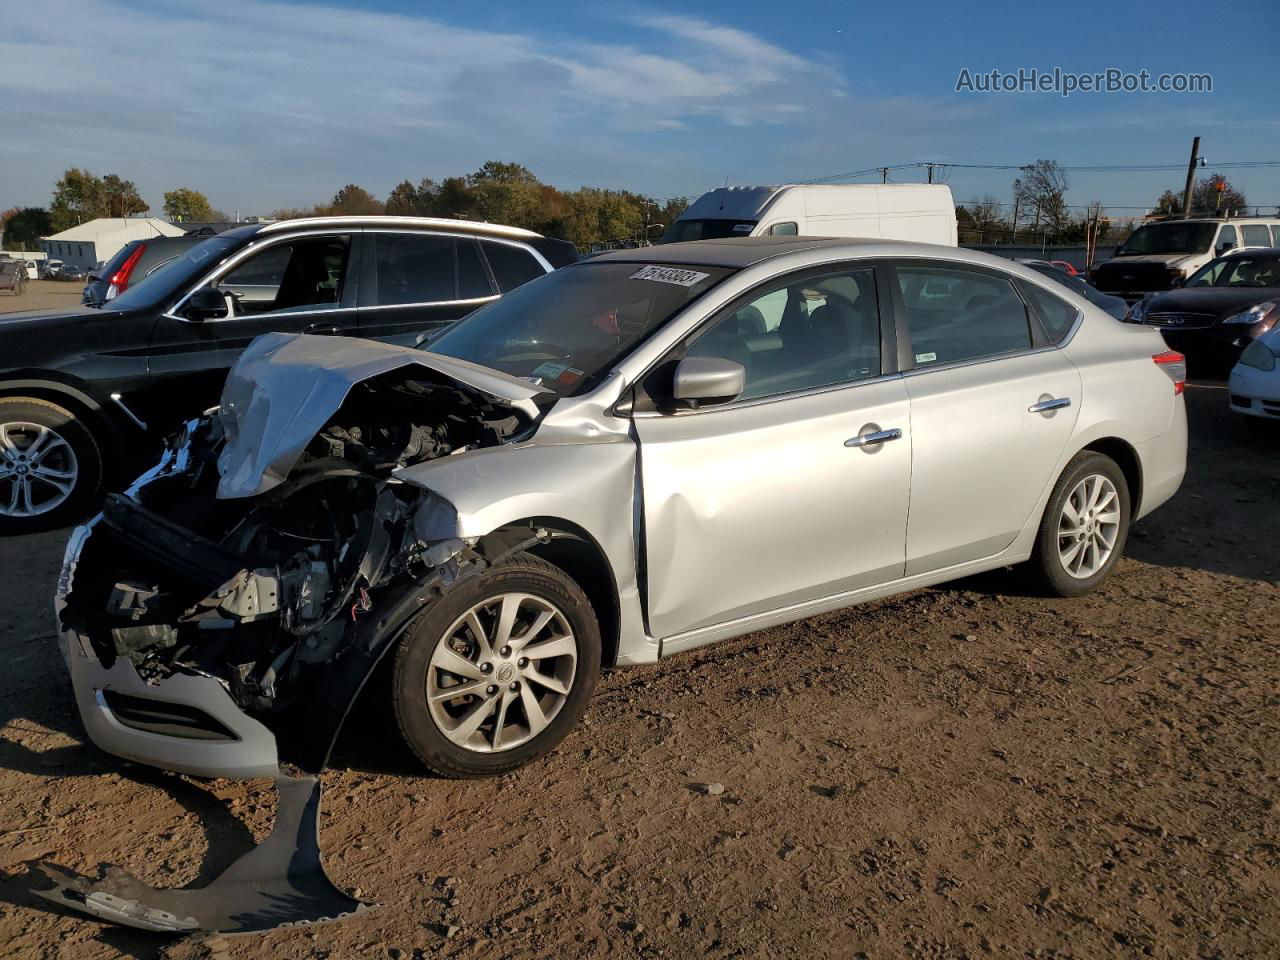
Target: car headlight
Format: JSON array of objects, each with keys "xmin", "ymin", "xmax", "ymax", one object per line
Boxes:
[
  {"xmin": 1223, "ymin": 300, "xmax": 1277, "ymax": 325},
  {"xmin": 1238, "ymin": 339, "xmax": 1278, "ymax": 372}
]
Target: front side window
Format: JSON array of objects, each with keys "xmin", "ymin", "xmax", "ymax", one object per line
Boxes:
[
  {"xmin": 683, "ymin": 268, "xmax": 881, "ymax": 401},
  {"xmin": 897, "ymin": 266, "xmax": 1031, "ymax": 367},
  {"xmin": 1217, "ymin": 225, "xmax": 1238, "ymax": 250},
  {"xmin": 216, "ymin": 235, "xmax": 350, "ymax": 315}
]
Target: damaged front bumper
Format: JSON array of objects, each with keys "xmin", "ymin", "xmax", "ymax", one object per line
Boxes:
[{"xmin": 56, "ymin": 522, "xmax": 283, "ymax": 780}]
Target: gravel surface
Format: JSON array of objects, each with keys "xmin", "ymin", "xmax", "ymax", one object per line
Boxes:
[
  {"xmin": 0, "ymin": 279, "xmax": 85, "ymax": 314},
  {"xmin": 0, "ymin": 384, "xmax": 1276, "ymax": 959}
]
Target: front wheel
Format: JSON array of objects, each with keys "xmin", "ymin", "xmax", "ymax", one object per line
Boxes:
[
  {"xmin": 1025, "ymin": 451, "xmax": 1131, "ymax": 597},
  {"xmin": 392, "ymin": 555, "xmax": 601, "ymax": 778}
]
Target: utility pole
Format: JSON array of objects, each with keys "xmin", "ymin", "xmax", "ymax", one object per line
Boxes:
[
  {"xmin": 880, "ymin": 167, "xmax": 889, "ymax": 183},
  {"xmin": 1180, "ymin": 136, "xmax": 1200, "ymax": 219},
  {"xmin": 926, "ymin": 163, "xmax": 935, "ymax": 184},
  {"xmin": 1010, "ymin": 197, "xmax": 1020, "ymax": 244}
]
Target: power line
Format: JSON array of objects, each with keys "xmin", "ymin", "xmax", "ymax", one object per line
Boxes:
[{"xmin": 802, "ymin": 159, "xmax": 1280, "ymax": 184}]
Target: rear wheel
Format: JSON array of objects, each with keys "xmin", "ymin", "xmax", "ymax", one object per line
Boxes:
[
  {"xmin": 392, "ymin": 555, "xmax": 600, "ymax": 778},
  {"xmin": 1026, "ymin": 451, "xmax": 1131, "ymax": 597},
  {"xmin": 0, "ymin": 398, "xmax": 104, "ymax": 535}
]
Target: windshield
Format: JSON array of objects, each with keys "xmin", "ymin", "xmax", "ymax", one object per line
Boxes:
[
  {"xmin": 658, "ymin": 219, "xmax": 757, "ymax": 244},
  {"xmin": 1185, "ymin": 255, "xmax": 1280, "ymax": 288},
  {"xmin": 422, "ymin": 261, "xmax": 733, "ymax": 395},
  {"xmin": 106, "ymin": 236, "xmax": 242, "ymax": 311},
  {"xmin": 1117, "ymin": 222, "xmax": 1216, "ymax": 256}
]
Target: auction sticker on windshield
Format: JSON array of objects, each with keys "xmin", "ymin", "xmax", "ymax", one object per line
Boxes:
[{"xmin": 630, "ymin": 265, "xmax": 710, "ymax": 287}]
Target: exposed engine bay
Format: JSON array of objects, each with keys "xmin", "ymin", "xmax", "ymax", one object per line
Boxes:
[{"xmin": 45, "ymin": 335, "xmax": 560, "ymax": 934}]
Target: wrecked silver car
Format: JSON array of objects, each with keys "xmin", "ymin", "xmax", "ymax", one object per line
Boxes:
[{"xmin": 46, "ymin": 239, "xmax": 1187, "ymax": 932}]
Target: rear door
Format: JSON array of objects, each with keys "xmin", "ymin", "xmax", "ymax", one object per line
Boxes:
[
  {"xmin": 144, "ymin": 231, "xmax": 360, "ymax": 426},
  {"xmin": 891, "ymin": 261, "xmax": 1081, "ymax": 575},
  {"xmin": 357, "ymin": 232, "xmax": 498, "ymax": 346}
]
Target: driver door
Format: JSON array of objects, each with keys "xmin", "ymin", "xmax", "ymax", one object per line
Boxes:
[
  {"xmin": 633, "ymin": 264, "xmax": 912, "ymax": 642},
  {"xmin": 143, "ymin": 232, "xmax": 360, "ymax": 429}
]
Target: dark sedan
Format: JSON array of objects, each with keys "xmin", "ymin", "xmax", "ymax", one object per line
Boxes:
[{"xmin": 1126, "ymin": 250, "xmax": 1280, "ymax": 369}]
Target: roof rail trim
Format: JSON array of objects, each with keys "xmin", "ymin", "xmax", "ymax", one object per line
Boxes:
[{"xmin": 258, "ymin": 216, "xmax": 541, "ymax": 239}]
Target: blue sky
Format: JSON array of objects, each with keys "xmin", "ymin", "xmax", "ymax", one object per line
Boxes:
[{"xmin": 2, "ymin": 0, "xmax": 1278, "ymax": 218}]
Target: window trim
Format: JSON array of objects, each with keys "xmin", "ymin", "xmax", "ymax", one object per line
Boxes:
[
  {"xmin": 162, "ymin": 229, "xmax": 359, "ymax": 324},
  {"xmin": 629, "ymin": 259, "xmax": 899, "ymax": 417},
  {"xmin": 887, "ymin": 259, "xmax": 1067, "ymax": 377},
  {"xmin": 364, "ymin": 229, "xmax": 498, "ymax": 308},
  {"xmin": 477, "ymin": 236, "xmax": 554, "ymax": 292}
]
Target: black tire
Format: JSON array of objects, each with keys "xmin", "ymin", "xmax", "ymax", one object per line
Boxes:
[
  {"xmin": 392, "ymin": 554, "xmax": 601, "ymax": 778},
  {"xmin": 0, "ymin": 397, "xmax": 105, "ymax": 535},
  {"xmin": 1026, "ymin": 451, "xmax": 1131, "ymax": 597}
]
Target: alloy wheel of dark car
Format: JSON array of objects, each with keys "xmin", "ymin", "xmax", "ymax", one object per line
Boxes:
[{"xmin": 0, "ymin": 398, "xmax": 103, "ymax": 534}]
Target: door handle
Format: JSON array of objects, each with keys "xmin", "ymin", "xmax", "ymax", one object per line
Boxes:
[
  {"xmin": 1028, "ymin": 396, "xmax": 1072, "ymax": 414},
  {"xmin": 303, "ymin": 323, "xmax": 343, "ymax": 336},
  {"xmin": 844, "ymin": 427, "xmax": 903, "ymax": 448}
]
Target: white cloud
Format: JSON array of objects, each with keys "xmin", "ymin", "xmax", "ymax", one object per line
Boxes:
[{"xmin": 0, "ymin": 0, "xmax": 850, "ymax": 211}]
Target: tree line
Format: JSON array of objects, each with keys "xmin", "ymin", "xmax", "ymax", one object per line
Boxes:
[
  {"xmin": 955, "ymin": 159, "xmax": 1254, "ymax": 248},
  {"xmin": 270, "ymin": 162, "xmax": 690, "ymax": 250}
]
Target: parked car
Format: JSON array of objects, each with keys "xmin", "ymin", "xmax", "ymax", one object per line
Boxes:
[
  {"xmin": 48, "ymin": 238, "xmax": 1186, "ymax": 932},
  {"xmin": 41, "ymin": 259, "xmax": 64, "ymax": 279},
  {"xmin": 660, "ymin": 183, "xmax": 957, "ymax": 246},
  {"xmin": 1125, "ymin": 249, "xmax": 1280, "ymax": 369},
  {"xmin": 1047, "ymin": 259, "xmax": 1080, "ymax": 276},
  {"xmin": 0, "ymin": 260, "xmax": 25, "ymax": 296},
  {"xmin": 82, "ymin": 235, "xmax": 210, "ymax": 306},
  {"xmin": 1017, "ymin": 259, "xmax": 1128, "ymax": 320},
  {"xmin": 1090, "ymin": 217, "xmax": 1280, "ymax": 302},
  {"xmin": 1227, "ymin": 324, "xmax": 1280, "ymax": 420},
  {"xmin": 57, "ymin": 264, "xmax": 88, "ymax": 282},
  {"xmin": 0, "ymin": 216, "xmax": 576, "ymax": 532}
]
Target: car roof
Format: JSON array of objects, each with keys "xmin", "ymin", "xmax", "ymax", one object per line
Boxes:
[
  {"xmin": 257, "ymin": 215, "xmax": 542, "ymax": 241},
  {"xmin": 587, "ymin": 236, "xmax": 1003, "ymax": 270}
]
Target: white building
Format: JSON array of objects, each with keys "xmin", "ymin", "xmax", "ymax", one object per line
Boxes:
[{"xmin": 40, "ymin": 218, "xmax": 184, "ymax": 270}]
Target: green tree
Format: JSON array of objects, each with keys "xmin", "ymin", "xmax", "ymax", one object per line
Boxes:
[
  {"xmin": 49, "ymin": 168, "xmax": 105, "ymax": 231},
  {"xmin": 1, "ymin": 208, "xmax": 51, "ymax": 250},
  {"xmin": 469, "ymin": 161, "xmax": 546, "ymax": 228},
  {"xmin": 102, "ymin": 174, "xmax": 146, "ymax": 217},
  {"xmin": 163, "ymin": 187, "xmax": 215, "ymax": 222},
  {"xmin": 323, "ymin": 184, "xmax": 384, "ymax": 216}
]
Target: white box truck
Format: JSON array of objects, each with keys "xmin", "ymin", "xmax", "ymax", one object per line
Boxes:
[{"xmin": 659, "ymin": 184, "xmax": 957, "ymax": 246}]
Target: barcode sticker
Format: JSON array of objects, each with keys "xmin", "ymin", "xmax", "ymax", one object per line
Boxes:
[{"xmin": 630, "ymin": 265, "xmax": 710, "ymax": 287}]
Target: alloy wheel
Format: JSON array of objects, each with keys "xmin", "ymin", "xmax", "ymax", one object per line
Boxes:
[
  {"xmin": 426, "ymin": 592, "xmax": 578, "ymax": 753},
  {"xmin": 0, "ymin": 421, "xmax": 79, "ymax": 518},
  {"xmin": 1057, "ymin": 474, "xmax": 1121, "ymax": 579}
]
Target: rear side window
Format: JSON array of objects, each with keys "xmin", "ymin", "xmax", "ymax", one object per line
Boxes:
[
  {"xmin": 1242, "ymin": 225, "xmax": 1271, "ymax": 246},
  {"xmin": 458, "ymin": 239, "xmax": 494, "ymax": 299},
  {"xmin": 1021, "ymin": 282, "xmax": 1080, "ymax": 342},
  {"xmin": 374, "ymin": 234, "xmax": 455, "ymax": 304},
  {"xmin": 1272, "ymin": 226, "xmax": 1280, "ymax": 247},
  {"xmin": 896, "ymin": 266, "xmax": 1032, "ymax": 367},
  {"xmin": 481, "ymin": 241, "xmax": 546, "ymax": 292}
]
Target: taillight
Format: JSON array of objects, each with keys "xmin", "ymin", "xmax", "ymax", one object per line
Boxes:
[
  {"xmin": 105, "ymin": 244, "xmax": 146, "ymax": 300},
  {"xmin": 1153, "ymin": 350, "xmax": 1186, "ymax": 395}
]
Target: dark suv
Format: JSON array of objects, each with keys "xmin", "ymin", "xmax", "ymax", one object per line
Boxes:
[
  {"xmin": 82, "ymin": 235, "xmax": 209, "ymax": 307},
  {"xmin": 0, "ymin": 216, "xmax": 576, "ymax": 532}
]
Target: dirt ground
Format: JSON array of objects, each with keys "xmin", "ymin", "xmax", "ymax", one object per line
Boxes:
[
  {"xmin": 0, "ymin": 384, "xmax": 1276, "ymax": 960},
  {"xmin": 0, "ymin": 279, "xmax": 86, "ymax": 314}
]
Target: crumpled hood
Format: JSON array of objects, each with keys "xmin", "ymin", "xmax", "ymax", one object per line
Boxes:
[{"xmin": 216, "ymin": 332, "xmax": 554, "ymax": 499}]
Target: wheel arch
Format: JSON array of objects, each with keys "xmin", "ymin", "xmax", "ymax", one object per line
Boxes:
[
  {"xmin": 1080, "ymin": 436, "xmax": 1143, "ymax": 517},
  {"xmin": 0, "ymin": 377, "xmax": 128, "ymax": 452},
  {"xmin": 476, "ymin": 517, "xmax": 622, "ymax": 669}
]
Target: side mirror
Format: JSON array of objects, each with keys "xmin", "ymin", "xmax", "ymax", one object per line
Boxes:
[
  {"xmin": 1217, "ymin": 242, "xmax": 1235, "ymax": 254},
  {"xmin": 185, "ymin": 286, "xmax": 230, "ymax": 321},
  {"xmin": 672, "ymin": 356, "xmax": 745, "ymax": 407}
]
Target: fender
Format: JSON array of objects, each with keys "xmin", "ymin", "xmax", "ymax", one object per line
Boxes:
[{"xmin": 395, "ymin": 437, "xmax": 657, "ymax": 666}]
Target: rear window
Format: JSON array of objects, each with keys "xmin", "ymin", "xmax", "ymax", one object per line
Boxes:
[{"xmin": 98, "ymin": 241, "xmax": 143, "ymax": 279}]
